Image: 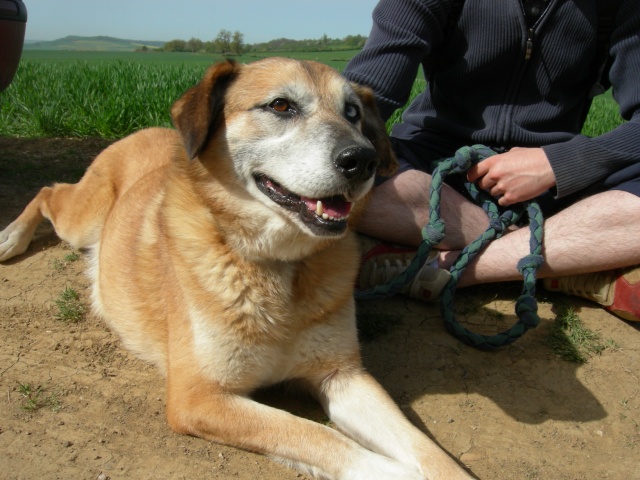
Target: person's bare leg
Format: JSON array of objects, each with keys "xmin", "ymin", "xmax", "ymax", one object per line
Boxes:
[
  {"xmin": 359, "ymin": 169, "xmax": 489, "ymax": 249},
  {"xmin": 359, "ymin": 171, "xmax": 640, "ymax": 288},
  {"xmin": 438, "ymin": 190, "xmax": 640, "ymax": 287}
]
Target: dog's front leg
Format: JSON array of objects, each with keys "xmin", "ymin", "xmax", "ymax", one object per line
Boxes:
[
  {"xmin": 316, "ymin": 370, "xmax": 475, "ymax": 480},
  {"xmin": 165, "ymin": 373, "xmax": 427, "ymax": 480}
]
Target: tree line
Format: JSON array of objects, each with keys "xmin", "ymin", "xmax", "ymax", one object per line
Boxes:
[
  {"xmin": 146, "ymin": 30, "xmax": 368, "ymax": 55},
  {"xmin": 162, "ymin": 30, "xmax": 245, "ymax": 55}
]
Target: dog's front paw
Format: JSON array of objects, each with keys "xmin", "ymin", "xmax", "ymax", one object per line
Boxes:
[
  {"xmin": 342, "ymin": 451, "xmax": 426, "ymax": 480},
  {"xmin": 0, "ymin": 222, "xmax": 33, "ymax": 262}
]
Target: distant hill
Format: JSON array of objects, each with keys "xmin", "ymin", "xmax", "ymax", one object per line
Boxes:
[{"xmin": 24, "ymin": 35, "xmax": 165, "ymax": 52}]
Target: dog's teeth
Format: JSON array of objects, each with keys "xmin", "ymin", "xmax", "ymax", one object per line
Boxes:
[{"xmin": 314, "ymin": 199, "xmax": 350, "ymax": 221}]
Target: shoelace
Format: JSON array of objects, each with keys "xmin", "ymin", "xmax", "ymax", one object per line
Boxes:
[
  {"xmin": 365, "ymin": 254, "xmax": 445, "ymax": 300},
  {"xmin": 367, "ymin": 257, "xmax": 412, "ymax": 287},
  {"xmin": 560, "ymin": 271, "xmax": 614, "ymax": 303}
]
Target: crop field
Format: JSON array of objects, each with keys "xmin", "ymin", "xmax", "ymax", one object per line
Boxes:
[
  {"xmin": 0, "ymin": 50, "xmax": 358, "ymax": 139},
  {"xmin": 0, "ymin": 49, "xmax": 625, "ymax": 139},
  {"xmin": 17, "ymin": 49, "xmax": 360, "ymax": 67}
]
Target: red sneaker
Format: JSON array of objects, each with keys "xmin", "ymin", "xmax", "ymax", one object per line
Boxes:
[
  {"xmin": 357, "ymin": 235, "xmax": 450, "ymax": 301},
  {"xmin": 543, "ymin": 266, "xmax": 640, "ymax": 322}
]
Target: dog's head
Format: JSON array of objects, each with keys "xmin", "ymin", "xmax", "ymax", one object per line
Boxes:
[{"xmin": 171, "ymin": 58, "xmax": 396, "ymax": 248}]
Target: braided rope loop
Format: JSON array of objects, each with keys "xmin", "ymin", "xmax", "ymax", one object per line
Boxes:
[
  {"xmin": 356, "ymin": 145, "xmax": 545, "ymax": 349},
  {"xmin": 436, "ymin": 146, "xmax": 544, "ymax": 349}
]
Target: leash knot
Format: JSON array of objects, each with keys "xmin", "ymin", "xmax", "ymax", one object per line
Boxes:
[
  {"xmin": 516, "ymin": 254, "xmax": 545, "ymax": 274},
  {"xmin": 422, "ymin": 219, "xmax": 446, "ymax": 245},
  {"xmin": 450, "ymin": 148, "xmax": 478, "ymax": 174},
  {"xmin": 515, "ymin": 295, "xmax": 541, "ymax": 328},
  {"xmin": 451, "ymin": 157, "xmax": 472, "ymax": 174}
]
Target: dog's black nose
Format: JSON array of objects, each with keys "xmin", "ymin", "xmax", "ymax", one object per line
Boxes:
[{"xmin": 334, "ymin": 146, "xmax": 379, "ymax": 182}]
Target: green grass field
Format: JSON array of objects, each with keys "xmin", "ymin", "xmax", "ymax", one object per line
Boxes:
[
  {"xmin": 18, "ymin": 49, "xmax": 358, "ymax": 69},
  {"xmin": 0, "ymin": 50, "xmax": 625, "ymax": 139}
]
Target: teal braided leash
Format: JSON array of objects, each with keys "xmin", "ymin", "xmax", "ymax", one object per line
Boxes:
[{"xmin": 356, "ymin": 145, "xmax": 545, "ymax": 350}]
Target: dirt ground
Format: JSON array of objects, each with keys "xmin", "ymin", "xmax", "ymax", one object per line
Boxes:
[{"xmin": 0, "ymin": 136, "xmax": 639, "ymax": 480}]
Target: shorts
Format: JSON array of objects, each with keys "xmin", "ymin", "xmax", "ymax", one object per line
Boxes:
[{"xmin": 383, "ymin": 137, "xmax": 640, "ymax": 217}]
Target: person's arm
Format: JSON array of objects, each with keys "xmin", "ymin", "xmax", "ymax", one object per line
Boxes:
[
  {"xmin": 541, "ymin": 0, "xmax": 640, "ymax": 198},
  {"xmin": 343, "ymin": 0, "xmax": 450, "ymax": 121},
  {"xmin": 470, "ymin": 0, "xmax": 640, "ymax": 204}
]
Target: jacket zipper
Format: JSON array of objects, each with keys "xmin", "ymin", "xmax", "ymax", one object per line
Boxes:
[
  {"xmin": 497, "ymin": 1, "xmax": 552, "ymax": 145},
  {"xmin": 525, "ymin": 28, "xmax": 535, "ymax": 60}
]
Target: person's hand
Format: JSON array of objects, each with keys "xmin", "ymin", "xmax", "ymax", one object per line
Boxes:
[{"xmin": 466, "ymin": 147, "xmax": 556, "ymax": 206}]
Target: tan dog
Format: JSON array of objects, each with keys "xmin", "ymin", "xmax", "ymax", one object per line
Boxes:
[{"xmin": 0, "ymin": 58, "xmax": 472, "ymax": 480}]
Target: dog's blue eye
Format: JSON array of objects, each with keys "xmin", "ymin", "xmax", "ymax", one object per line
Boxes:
[
  {"xmin": 345, "ymin": 103, "xmax": 360, "ymax": 123},
  {"xmin": 268, "ymin": 98, "xmax": 297, "ymax": 116}
]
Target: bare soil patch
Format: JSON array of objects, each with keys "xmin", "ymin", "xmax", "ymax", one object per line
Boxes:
[{"xmin": 1, "ymin": 136, "xmax": 638, "ymax": 479}]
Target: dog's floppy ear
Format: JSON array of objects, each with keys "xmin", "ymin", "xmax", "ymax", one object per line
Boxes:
[
  {"xmin": 171, "ymin": 60, "xmax": 241, "ymax": 159},
  {"xmin": 351, "ymin": 83, "xmax": 398, "ymax": 177}
]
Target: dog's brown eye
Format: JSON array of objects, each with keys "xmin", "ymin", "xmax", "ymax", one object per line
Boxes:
[{"xmin": 269, "ymin": 98, "xmax": 296, "ymax": 115}]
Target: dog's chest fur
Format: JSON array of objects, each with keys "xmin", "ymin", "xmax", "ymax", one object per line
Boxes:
[{"xmin": 175, "ymin": 237, "xmax": 360, "ymax": 390}]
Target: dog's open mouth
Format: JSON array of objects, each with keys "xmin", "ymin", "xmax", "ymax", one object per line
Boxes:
[{"xmin": 255, "ymin": 175, "xmax": 352, "ymax": 235}]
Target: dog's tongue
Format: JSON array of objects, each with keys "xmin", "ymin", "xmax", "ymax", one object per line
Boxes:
[{"xmin": 303, "ymin": 196, "xmax": 352, "ymax": 219}]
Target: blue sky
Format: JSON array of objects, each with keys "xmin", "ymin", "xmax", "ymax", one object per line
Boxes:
[{"xmin": 24, "ymin": 0, "xmax": 379, "ymax": 44}]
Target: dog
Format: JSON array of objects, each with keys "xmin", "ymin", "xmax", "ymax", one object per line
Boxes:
[{"xmin": 0, "ymin": 58, "xmax": 473, "ymax": 480}]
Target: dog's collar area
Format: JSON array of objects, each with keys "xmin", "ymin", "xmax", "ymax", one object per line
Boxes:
[{"xmin": 254, "ymin": 174, "xmax": 352, "ymax": 235}]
